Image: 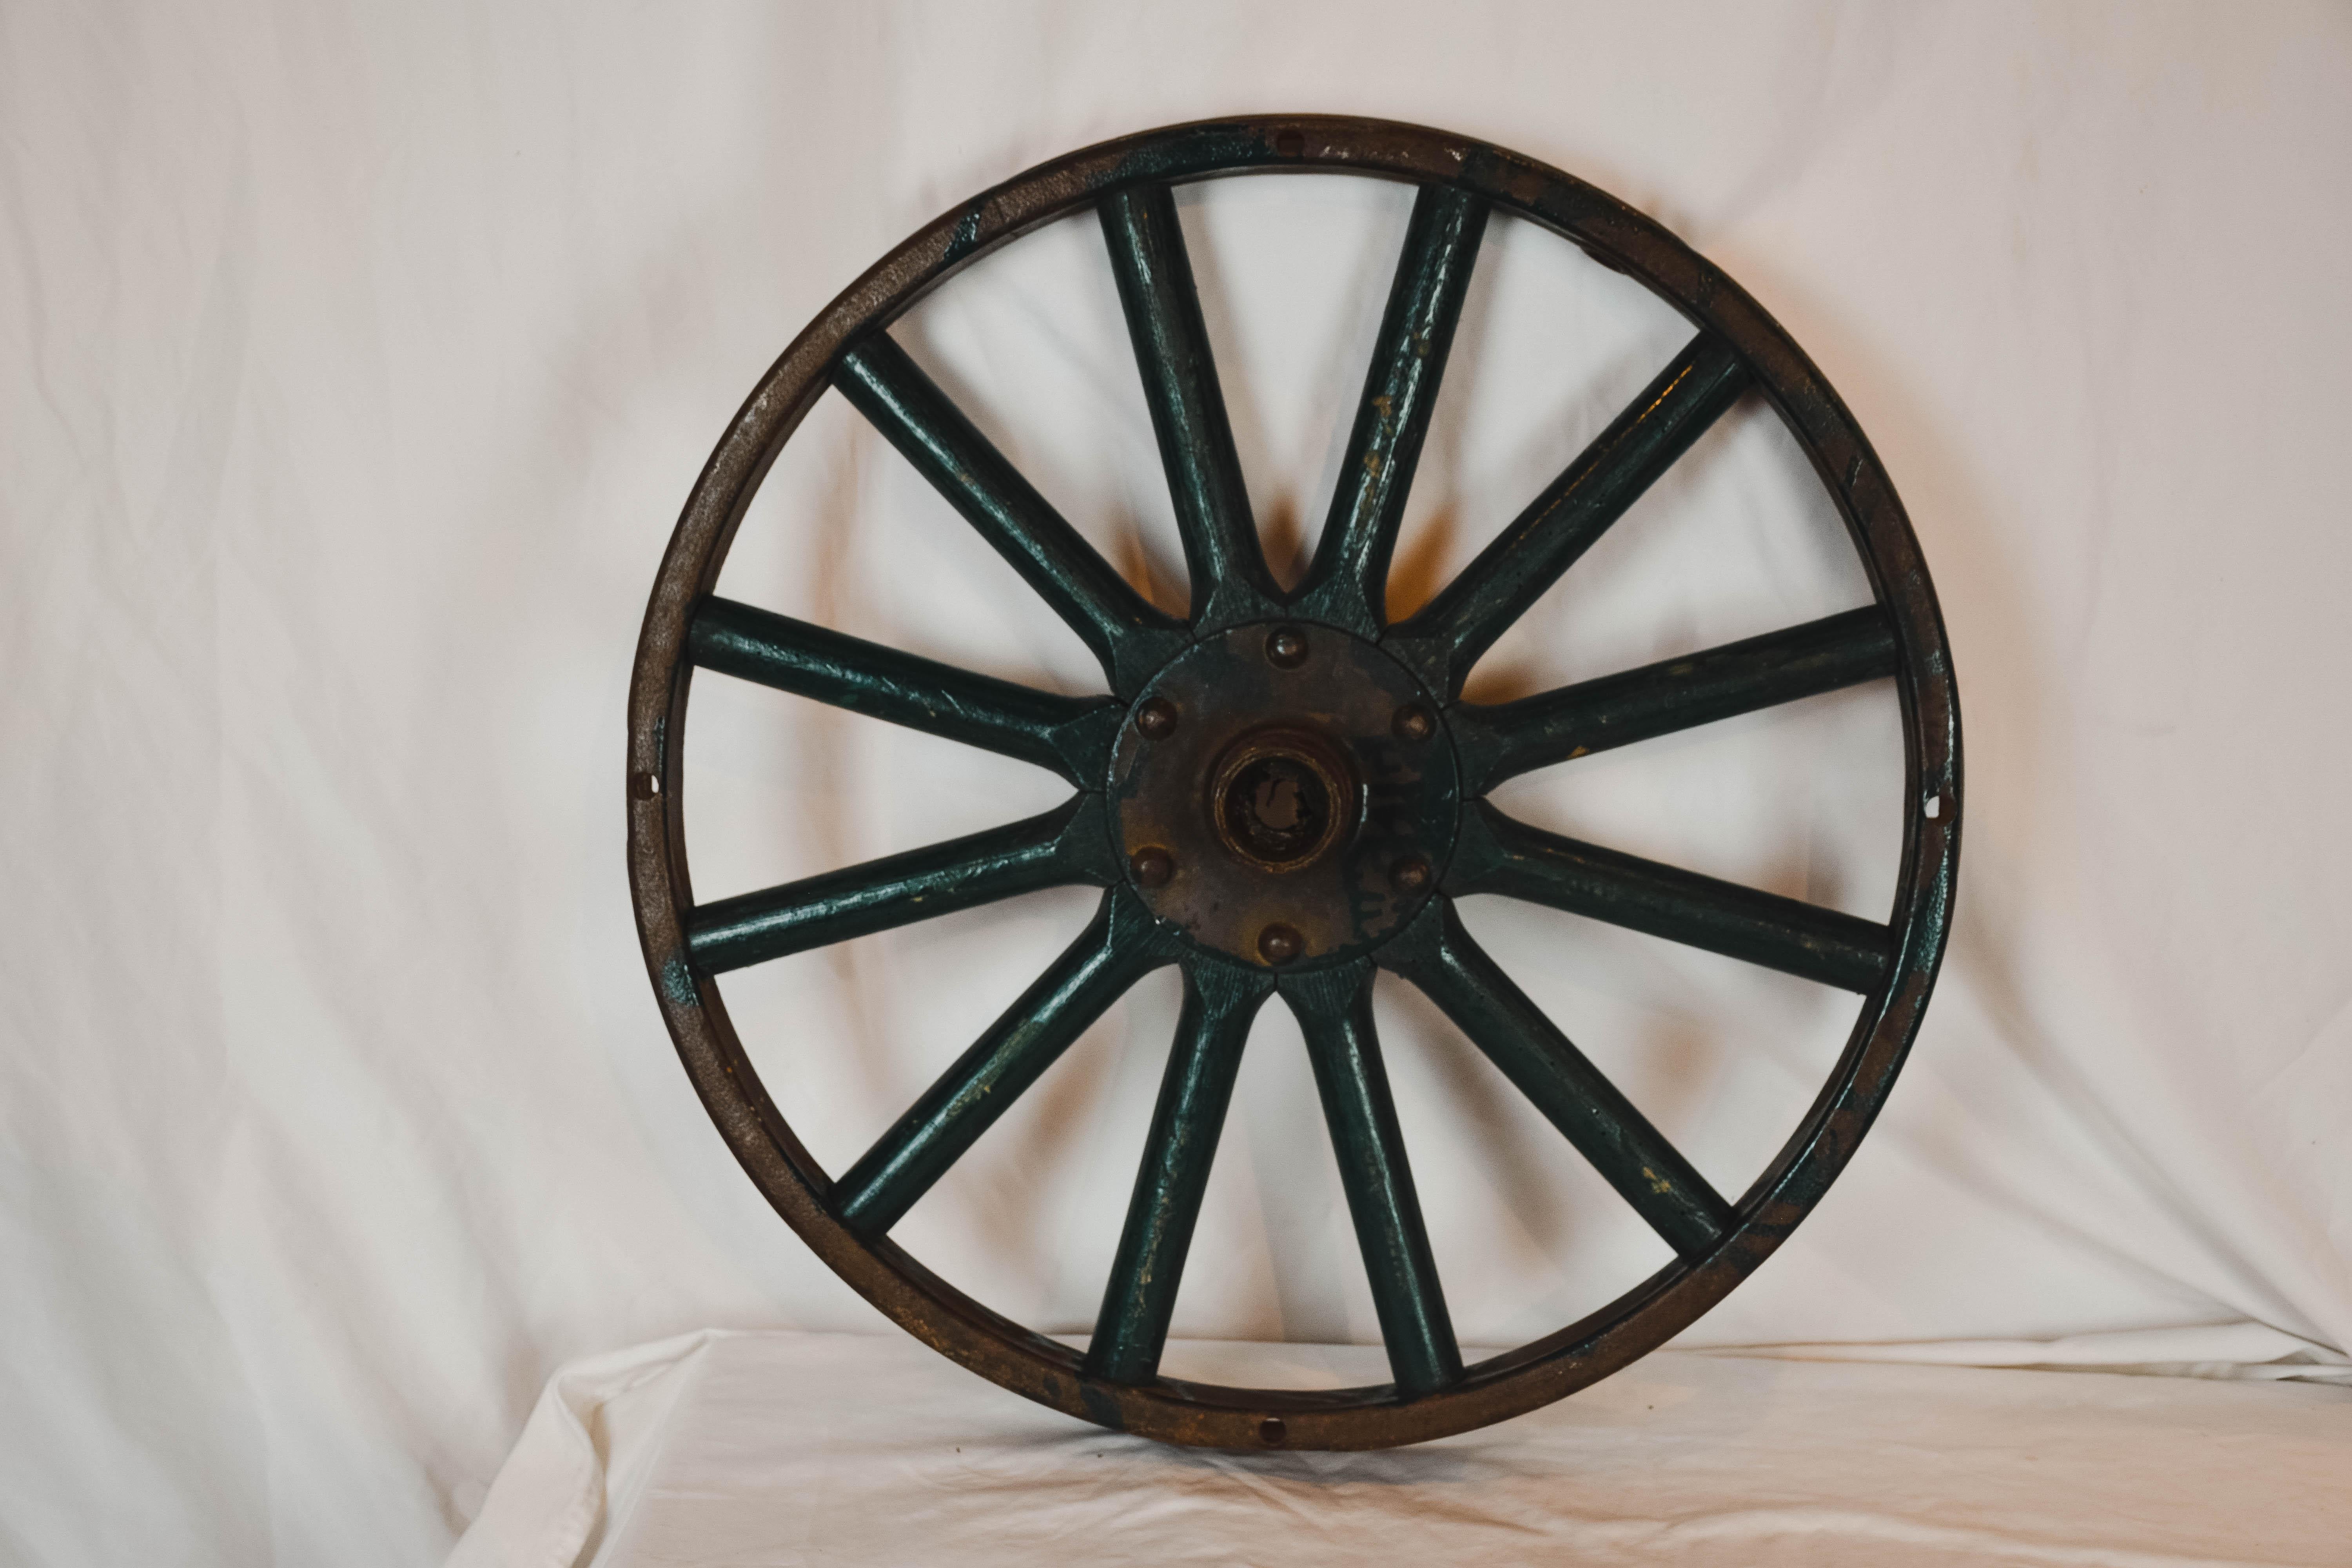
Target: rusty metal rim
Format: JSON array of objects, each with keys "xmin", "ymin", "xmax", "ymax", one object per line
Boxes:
[{"xmin": 625, "ymin": 115, "xmax": 1960, "ymax": 1450}]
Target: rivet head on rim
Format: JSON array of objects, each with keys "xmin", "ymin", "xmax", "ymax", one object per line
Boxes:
[
  {"xmin": 1130, "ymin": 846, "xmax": 1174, "ymax": 889},
  {"xmin": 1392, "ymin": 703, "xmax": 1436, "ymax": 742},
  {"xmin": 1390, "ymin": 855, "xmax": 1432, "ymax": 895},
  {"xmin": 1256, "ymin": 924, "xmax": 1304, "ymax": 965},
  {"xmin": 1134, "ymin": 697, "xmax": 1178, "ymax": 740},
  {"xmin": 1258, "ymin": 1414, "xmax": 1288, "ymax": 1445},
  {"xmin": 1264, "ymin": 625, "xmax": 1309, "ymax": 670}
]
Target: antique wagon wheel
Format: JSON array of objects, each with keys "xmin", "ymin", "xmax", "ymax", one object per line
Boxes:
[{"xmin": 628, "ymin": 116, "xmax": 1961, "ymax": 1450}]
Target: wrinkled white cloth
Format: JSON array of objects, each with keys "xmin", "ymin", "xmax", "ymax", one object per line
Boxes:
[
  {"xmin": 4, "ymin": 4, "xmax": 2350, "ymax": 1564},
  {"xmin": 448, "ymin": 1330, "xmax": 2352, "ymax": 1568},
  {"xmin": 1704, "ymin": 1321, "xmax": 2352, "ymax": 1385}
]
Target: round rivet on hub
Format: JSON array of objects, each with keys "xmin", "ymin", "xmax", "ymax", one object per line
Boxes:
[
  {"xmin": 1391, "ymin": 855, "xmax": 1432, "ymax": 895},
  {"xmin": 1130, "ymin": 846, "xmax": 1175, "ymax": 889},
  {"xmin": 1264, "ymin": 625, "xmax": 1309, "ymax": 669},
  {"xmin": 1257, "ymin": 924, "xmax": 1305, "ymax": 965},
  {"xmin": 1392, "ymin": 702, "xmax": 1436, "ymax": 742},
  {"xmin": 1134, "ymin": 697, "xmax": 1179, "ymax": 740}
]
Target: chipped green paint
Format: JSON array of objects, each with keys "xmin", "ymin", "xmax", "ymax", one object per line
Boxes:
[{"xmin": 1084, "ymin": 964, "xmax": 1272, "ymax": 1383}]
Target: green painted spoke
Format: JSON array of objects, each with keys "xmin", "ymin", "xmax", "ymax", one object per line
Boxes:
[
  {"xmin": 690, "ymin": 595, "xmax": 1120, "ymax": 785},
  {"xmin": 1085, "ymin": 963, "xmax": 1273, "ymax": 1385},
  {"xmin": 1289, "ymin": 185, "xmax": 1488, "ymax": 637},
  {"xmin": 1451, "ymin": 606, "xmax": 1898, "ymax": 791},
  {"xmin": 1392, "ymin": 334, "xmax": 1749, "ymax": 695},
  {"xmin": 833, "ymin": 897, "xmax": 1167, "ymax": 1238},
  {"xmin": 1101, "ymin": 184, "xmax": 1279, "ymax": 633},
  {"xmin": 1448, "ymin": 802, "xmax": 1893, "ymax": 994},
  {"xmin": 686, "ymin": 798, "xmax": 1115, "ymax": 975},
  {"xmin": 1285, "ymin": 962, "xmax": 1463, "ymax": 1397},
  {"xmin": 1387, "ymin": 903, "xmax": 1733, "ymax": 1258},
  {"xmin": 836, "ymin": 334, "xmax": 1185, "ymax": 694}
]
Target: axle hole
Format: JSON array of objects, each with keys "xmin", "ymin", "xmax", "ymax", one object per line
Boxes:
[{"xmin": 1219, "ymin": 753, "xmax": 1336, "ymax": 871}]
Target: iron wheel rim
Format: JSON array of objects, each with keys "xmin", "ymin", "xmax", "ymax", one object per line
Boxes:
[{"xmin": 626, "ymin": 114, "xmax": 1962, "ymax": 1450}]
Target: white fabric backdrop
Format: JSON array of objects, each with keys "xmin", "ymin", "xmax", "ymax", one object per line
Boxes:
[{"xmin": 2, "ymin": 3, "xmax": 2347, "ymax": 1563}]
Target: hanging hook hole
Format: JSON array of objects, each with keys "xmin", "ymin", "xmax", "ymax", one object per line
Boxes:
[
  {"xmin": 1924, "ymin": 789, "xmax": 1951, "ymax": 822},
  {"xmin": 633, "ymin": 771, "xmax": 662, "ymax": 800}
]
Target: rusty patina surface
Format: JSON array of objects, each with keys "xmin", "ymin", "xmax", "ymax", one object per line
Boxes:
[{"xmin": 1109, "ymin": 622, "xmax": 1456, "ymax": 968}]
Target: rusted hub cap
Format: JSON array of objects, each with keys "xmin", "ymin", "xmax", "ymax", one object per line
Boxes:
[
  {"xmin": 1109, "ymin": 621, "xmax": 1459, "ymax": 968},
  {"xmin": 1210, "ymin": 727, "xmax": 1354, "ymax": 872}
]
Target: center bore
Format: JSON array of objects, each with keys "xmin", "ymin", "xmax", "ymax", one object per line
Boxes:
[{"xmin": 1209, "ymin": 728, "xmax": 1356, "ymax": 873}]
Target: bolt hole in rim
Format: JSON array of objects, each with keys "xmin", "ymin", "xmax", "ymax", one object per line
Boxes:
[{"xmin": 628, "ymin": 117, "xmax": 1961, "ymax": 1450}]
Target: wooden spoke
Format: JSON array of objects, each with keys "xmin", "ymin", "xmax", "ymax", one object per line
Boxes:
[
  {"xmin": 690, "ymin": 595, "xmax": 1120, "ymax": 785},
  {"xmin": 1101, "ymin": 184, "xmax": 1280, "ymax": 632},
  {"xmin": 833, "ymin": 898, "xmax": 1167, "ymax": 1238},
  {"xmin": 1393, "ymin": 334, "xmax": 1749, "ymax": 695},
  {"xmin": 1448, "ymin": 802, "xmax": 1894, "ymax": 994},
  {"xmin": 1387, "ymin": 904, "xmax": 1733, "ymax": 1258},
  {"xmin": 1084, "ymin": 963, "xmax": 1274, "ymax": 1385},
  {"xmin": 1451, "ymin": 606, "xmax": 1898, "ymax": 791},
  {"xmin": 1288, "ymin": 185, "xmax": 1488, "ymax": 636},
  {"xmin": 836, "ymin": 334, "xmax": 1185, "ymax": 693},
  {"xmin": 686, "ymin": 798, "xmax": 1114, "ymax": 975},
  {"xmin": 1286, "ymin": 963, "xmax": 1463, "ymax": 1397}
]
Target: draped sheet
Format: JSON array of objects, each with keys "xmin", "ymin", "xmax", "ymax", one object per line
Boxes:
[
  {"xmin": 2, "ymin": 4, "xmax": 2347, "ymax": 1563},
  {"xmin": 451, "ymin": 1330, "xmax": 2352, "ymax": 1568}
]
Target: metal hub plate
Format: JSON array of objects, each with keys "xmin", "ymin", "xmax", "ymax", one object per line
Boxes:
[{"xmin": 1111, "ymin": 622, "xmax": 1455, "ymax": 969}]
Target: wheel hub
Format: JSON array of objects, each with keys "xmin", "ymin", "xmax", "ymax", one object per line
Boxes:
[{"xmin": 1109, "ymin": 621, "xmax": 1459, "ymax": 968}]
